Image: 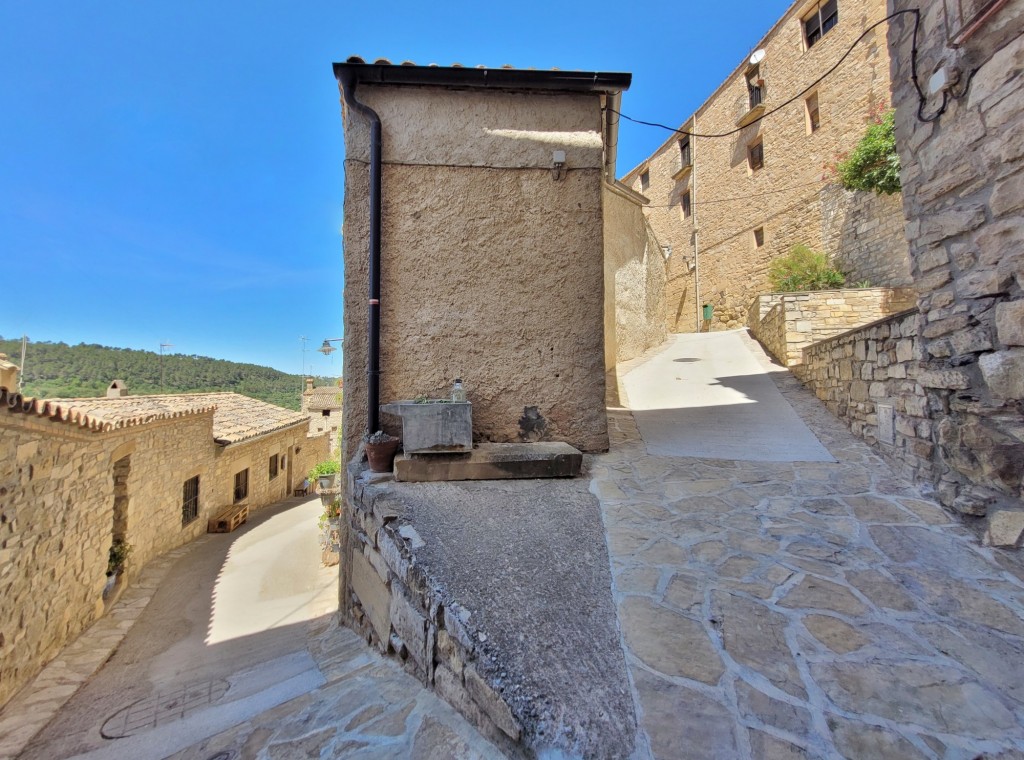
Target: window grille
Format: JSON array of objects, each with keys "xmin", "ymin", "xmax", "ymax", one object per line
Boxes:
[
  {"xmin": 679, "ymin": 138, "xmax": 691, "ymax": 168},
  {"xmin": 233, "ymin": 469, "xmax": 249, "ymax": 503},
  {"xmin": 182, "ymin": 476, "xmax": 200, "ymax": 526}
]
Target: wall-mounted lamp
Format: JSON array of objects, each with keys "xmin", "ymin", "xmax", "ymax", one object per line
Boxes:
[
  {"xmin": 661, "ymin": 245, "xmax": 672, "ymax": 260},
  {"xmin": 319, "ymin": 337, "xmax": 344, "ymax": 355}
]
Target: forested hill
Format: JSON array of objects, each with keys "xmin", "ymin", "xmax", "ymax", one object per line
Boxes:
[{"xmin": 0, "ymin": 337, "xmax": 339, "ymax": 411}]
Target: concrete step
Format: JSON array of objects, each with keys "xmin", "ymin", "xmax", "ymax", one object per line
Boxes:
[{"xmin": 394, "ymin": 442, "xmax": 582, "ymax": 482}]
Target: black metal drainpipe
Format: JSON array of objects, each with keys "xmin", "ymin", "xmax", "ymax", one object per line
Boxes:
[{"xmin": 338, "ymin": 71, "xmax": 382, "ymax": 434}]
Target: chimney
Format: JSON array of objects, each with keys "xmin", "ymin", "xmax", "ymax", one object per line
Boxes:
[
  {"xmin": 107, "ymin": 379, "xmax": 128, "ymax": 398},
  {"xmin": 305, "ymin": 377, "xmax": 315, "ymax": 392},
  {"xmin": 0, "ymin": 354, "xmax": 19, "ymax": 391}
]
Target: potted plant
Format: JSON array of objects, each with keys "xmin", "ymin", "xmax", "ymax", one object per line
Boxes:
[
  {"xmin": 364, "ymin": 430, "xmax": 401, "ymax": 472},
  {"xmin": 104, "ymin": 539, "xmax": 132, "ymax": 598},
  {"xmin": 308, "ymin": 459, "xmax": 341, "ymax": 491}
]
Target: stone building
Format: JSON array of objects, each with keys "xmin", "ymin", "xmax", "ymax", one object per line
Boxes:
[
  {"xmin": 798, "ymin": 0, "xmax": 1023, "ymax": 540},
  {"xmin": 0, "ymin": 387, "xmax": 328, "ymax": 708},
  {"xmin": 335, "ymin": 59, "xmax": 630, "ymax": 458},
  {"xmin": 621, "ymin": 0, "xmax": 911, "ymax": 333},
  {"xmin": 301, "ymin": 377, "xmax": 343, "ymax": 453}
]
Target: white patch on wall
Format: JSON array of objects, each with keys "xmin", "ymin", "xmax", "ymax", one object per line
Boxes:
[{"xmin": 877, "ymin": 402, "xmax": 895, "ymax": 445}]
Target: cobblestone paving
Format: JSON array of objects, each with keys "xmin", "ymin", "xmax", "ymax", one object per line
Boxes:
[
  {"xmin": 592, "ymin": 334, "xmax": 1024, "ymax": 760},
  {"xmin": 167, "ymin": 615, "xmax": 506, "ymax": 760}
]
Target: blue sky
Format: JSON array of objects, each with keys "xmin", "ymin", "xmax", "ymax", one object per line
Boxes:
[{"xmin": 1, "ymin": 0, "xmax": 790, "ymax": 375}]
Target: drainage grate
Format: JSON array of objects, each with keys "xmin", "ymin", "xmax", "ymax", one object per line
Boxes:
[{"xmin": 101, "ymin": 679, "xmax": 230, "ymax": 739}]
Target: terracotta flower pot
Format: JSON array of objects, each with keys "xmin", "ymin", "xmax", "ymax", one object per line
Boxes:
[{"xmin": 365, "ymin": 438, "xmax": 400, "ymax": 473}]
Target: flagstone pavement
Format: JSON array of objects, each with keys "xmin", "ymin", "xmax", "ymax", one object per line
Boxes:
[{"xmin": 590, "ymin": 332, "xmax": 1024, "ymax": 759}]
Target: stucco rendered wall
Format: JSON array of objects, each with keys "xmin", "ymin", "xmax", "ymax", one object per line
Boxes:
[
  {"xmin": 603, "ymin": 182, "xmax": 668, "ymax": 367},
  {"xmin": 341, "ymin": 85, "xmax": 610, "ymax": 458},
  {"xmin": 621, "ymin": 0, "xmax": 909, "ymax": 333},
  {"xmin": 885, "ymin": 0, "xmax": 1024, "ymax": 517}
]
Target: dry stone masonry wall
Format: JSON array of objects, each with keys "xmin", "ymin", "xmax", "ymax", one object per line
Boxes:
[
  {"xmin": 884, "ymin": 0, "xmax": 1024, "ymax": 528},
  {"xmin": 340, "ymin": 465, "xmax": 525, "ymax": 757},
  {"xmin": 750, "ymin": 287, "xmax": 917, "ymax": 366},
  {"xmin": 820, "ymin": 184, "xmax": 912, "ymax": 286}
]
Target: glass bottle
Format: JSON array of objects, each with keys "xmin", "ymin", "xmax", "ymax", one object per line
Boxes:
[{"xmin": 452, "ymin": 378, "xmax": 466, "ymax": 403}]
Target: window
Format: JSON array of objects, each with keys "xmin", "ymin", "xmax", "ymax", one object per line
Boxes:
[
  {"xmin": 269, "ymin": 454, "xmax": 279, "ymax": 480},
  {"xmin": 233, "ymin": 468, "xmax": 249, "ymax": 503},
  {"xmin": 748, "ymin": 139, "xmax": 764, "ymax": 172},
  {"xmin": 321, "ymin": 409, "xmax": 330, "ymax": 417},
  {"xmin": 182, "ymin": 476, "xmax": 200, "ymax": 526},
  {"xmin": 679, "ymin": 137, "xmax": 691, "ymax": 168},
  {"xmin": 639, "ymin": 170, "xmax": 650, "ymax": 192},
  {"xmin": 753, "ymin": 227, "xmax": 765, "ymax": 248},
  {"xmin": 746, "ymin": 66, "xmax": 763, "ymax": 110},
  {"xmin": 804, "ymin": 0, "xmax": 838, "ymax": 49},
  {"xmin": 805, "ymin": 92, "xmax": 821, "ymax": 133},
  {"xmin": 680, "ymin": 191, "xmax": 692, "ymax": 219}
]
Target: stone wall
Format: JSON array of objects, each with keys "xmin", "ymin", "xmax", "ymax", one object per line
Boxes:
[
  {"xmin": 750, "ymin": 287, "xmax": 918, "ymax": 365},
  {"xmin": 603, "ymin": 181, "xmax": 668, "ymax": 368},
  {"xmin": 211, "ymin": 426, "xmax": 327, "ymax": 516},
  {"xmin": 341, "ymin": 85, "xmax": 610, "ymax": 459},
  {"xmin": 885, "ymin": 0, "xmax": 1024, "ymax": 520},
  {"xmin": 0, "ymin": 402, "xmax": 330, "ymax": 709},
  {"xmin": 619, "ymin": 0, "xmax": 909, "ymax": 333},
  {"xmin": 820, "ymin": 184, "xmax": 913, "ymax": 286},
  {"xmin": 340, "ymin": 465, "xmax": 523, "ymax": 756},
  {"xmin": 798, "ymin": 310, "xmax": 934, "ymax": 482},
  {"xmin": 1, "ymin": 416, "xmax": 118, "ymax": 707}
]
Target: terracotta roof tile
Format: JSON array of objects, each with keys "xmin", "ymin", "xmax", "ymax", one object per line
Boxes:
[
  {"xmin": 12, "ymin": 391, "xmax": 307, "ymax": 444},
  {"xmin": 303, "ymin": 386, "xmax": 343, "ymax": 410}
]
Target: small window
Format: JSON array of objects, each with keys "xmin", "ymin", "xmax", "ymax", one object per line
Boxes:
[
  {"xmin": 804, "ymin": 0, "xmax": 838, "ymax": 49},
  {"xmin": 748, "ymin": 139, "xmax": 765, "ymax": 172},
  {"xmin": 233, "ymin": 469, "xmax": 249, "ymax": 503},
  {"xmin": 321, "ymin": 409, "xmax": 330, "ymax": 417},
  {"xmin": 182, "ymin": 476, "xmax": 200, "ymax": 526},
  {"xmin": 679, "ymin": 137, "xmax": 691, "ymax": 168},
  {"xmin": 753, "ymin": 227, "xmax": 765, "ymax": 248},
  {"xmin": 639, "ymin": 170, "xmax": 650, "ymax": 192},
  {"xmin": 680, "ymin": 191, "xmax": 692, "ymax": 219},
  {"xmin": 805, "ymin": 92, "xmax": 821, "ymax": 133},
  {"xmin": 269, "ymin": 454, "xmax": 279, "ymax": 480}
]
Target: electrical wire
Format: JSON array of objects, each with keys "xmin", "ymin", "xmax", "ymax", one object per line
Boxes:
[{"xmin": 608, "ymin": 7, "xmax": 949, "ymax": 138}]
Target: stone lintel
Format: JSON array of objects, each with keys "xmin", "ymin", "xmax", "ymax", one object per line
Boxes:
[{"xmin": 394, "ymin": 442, "xmax": 582, "ymax": 482}]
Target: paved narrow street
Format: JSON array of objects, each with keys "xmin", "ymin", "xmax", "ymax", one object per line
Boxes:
[
  {"xmin": 593, "ymin": 330, "xmax": 1024, "ymax": 758},
  {"xmin": 10, "ymin": 497, "xmax": 501, "ymax": 760}
]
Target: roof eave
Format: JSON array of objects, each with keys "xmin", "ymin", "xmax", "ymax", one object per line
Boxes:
[{"xmin": 333, "ymin": 62, "xmax": 631, "ymax": 94}]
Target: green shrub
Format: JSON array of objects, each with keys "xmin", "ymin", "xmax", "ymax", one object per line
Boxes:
[
  {"xmin": 308, "ymin": 459, "xmax": 340, "ymax": 482},
  {"xmin": 769, "ymin": 245, "xmax": 846, "ymax": 292},
  {"xmin": 834, "ymin": 108, "xmax": 901, "ymax": 195}
]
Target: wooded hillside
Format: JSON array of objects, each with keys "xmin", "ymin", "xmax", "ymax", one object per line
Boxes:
[{"xmin": 0, "ymin": 337, "xmax": 339, "ymax": 411}]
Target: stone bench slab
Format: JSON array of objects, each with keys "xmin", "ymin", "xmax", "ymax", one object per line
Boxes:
[{"xmin": 394, "ymin": 442, "xmax": 582, "ymax": 482}]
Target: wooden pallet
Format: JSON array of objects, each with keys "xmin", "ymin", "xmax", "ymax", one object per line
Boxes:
[{"xmin": 208, "ymin": 503, "xmax": 249, "ymax": 533}]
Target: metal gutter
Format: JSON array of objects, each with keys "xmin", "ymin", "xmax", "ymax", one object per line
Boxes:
[{"xmin": 332, "ymin": 62, "xmax": 631, "ymax": 94}]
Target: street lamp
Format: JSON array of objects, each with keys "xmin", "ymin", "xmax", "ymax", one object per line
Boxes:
[{"xmin": 319, "ymin": 338, "xmax": 344, "ymax": 356}]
